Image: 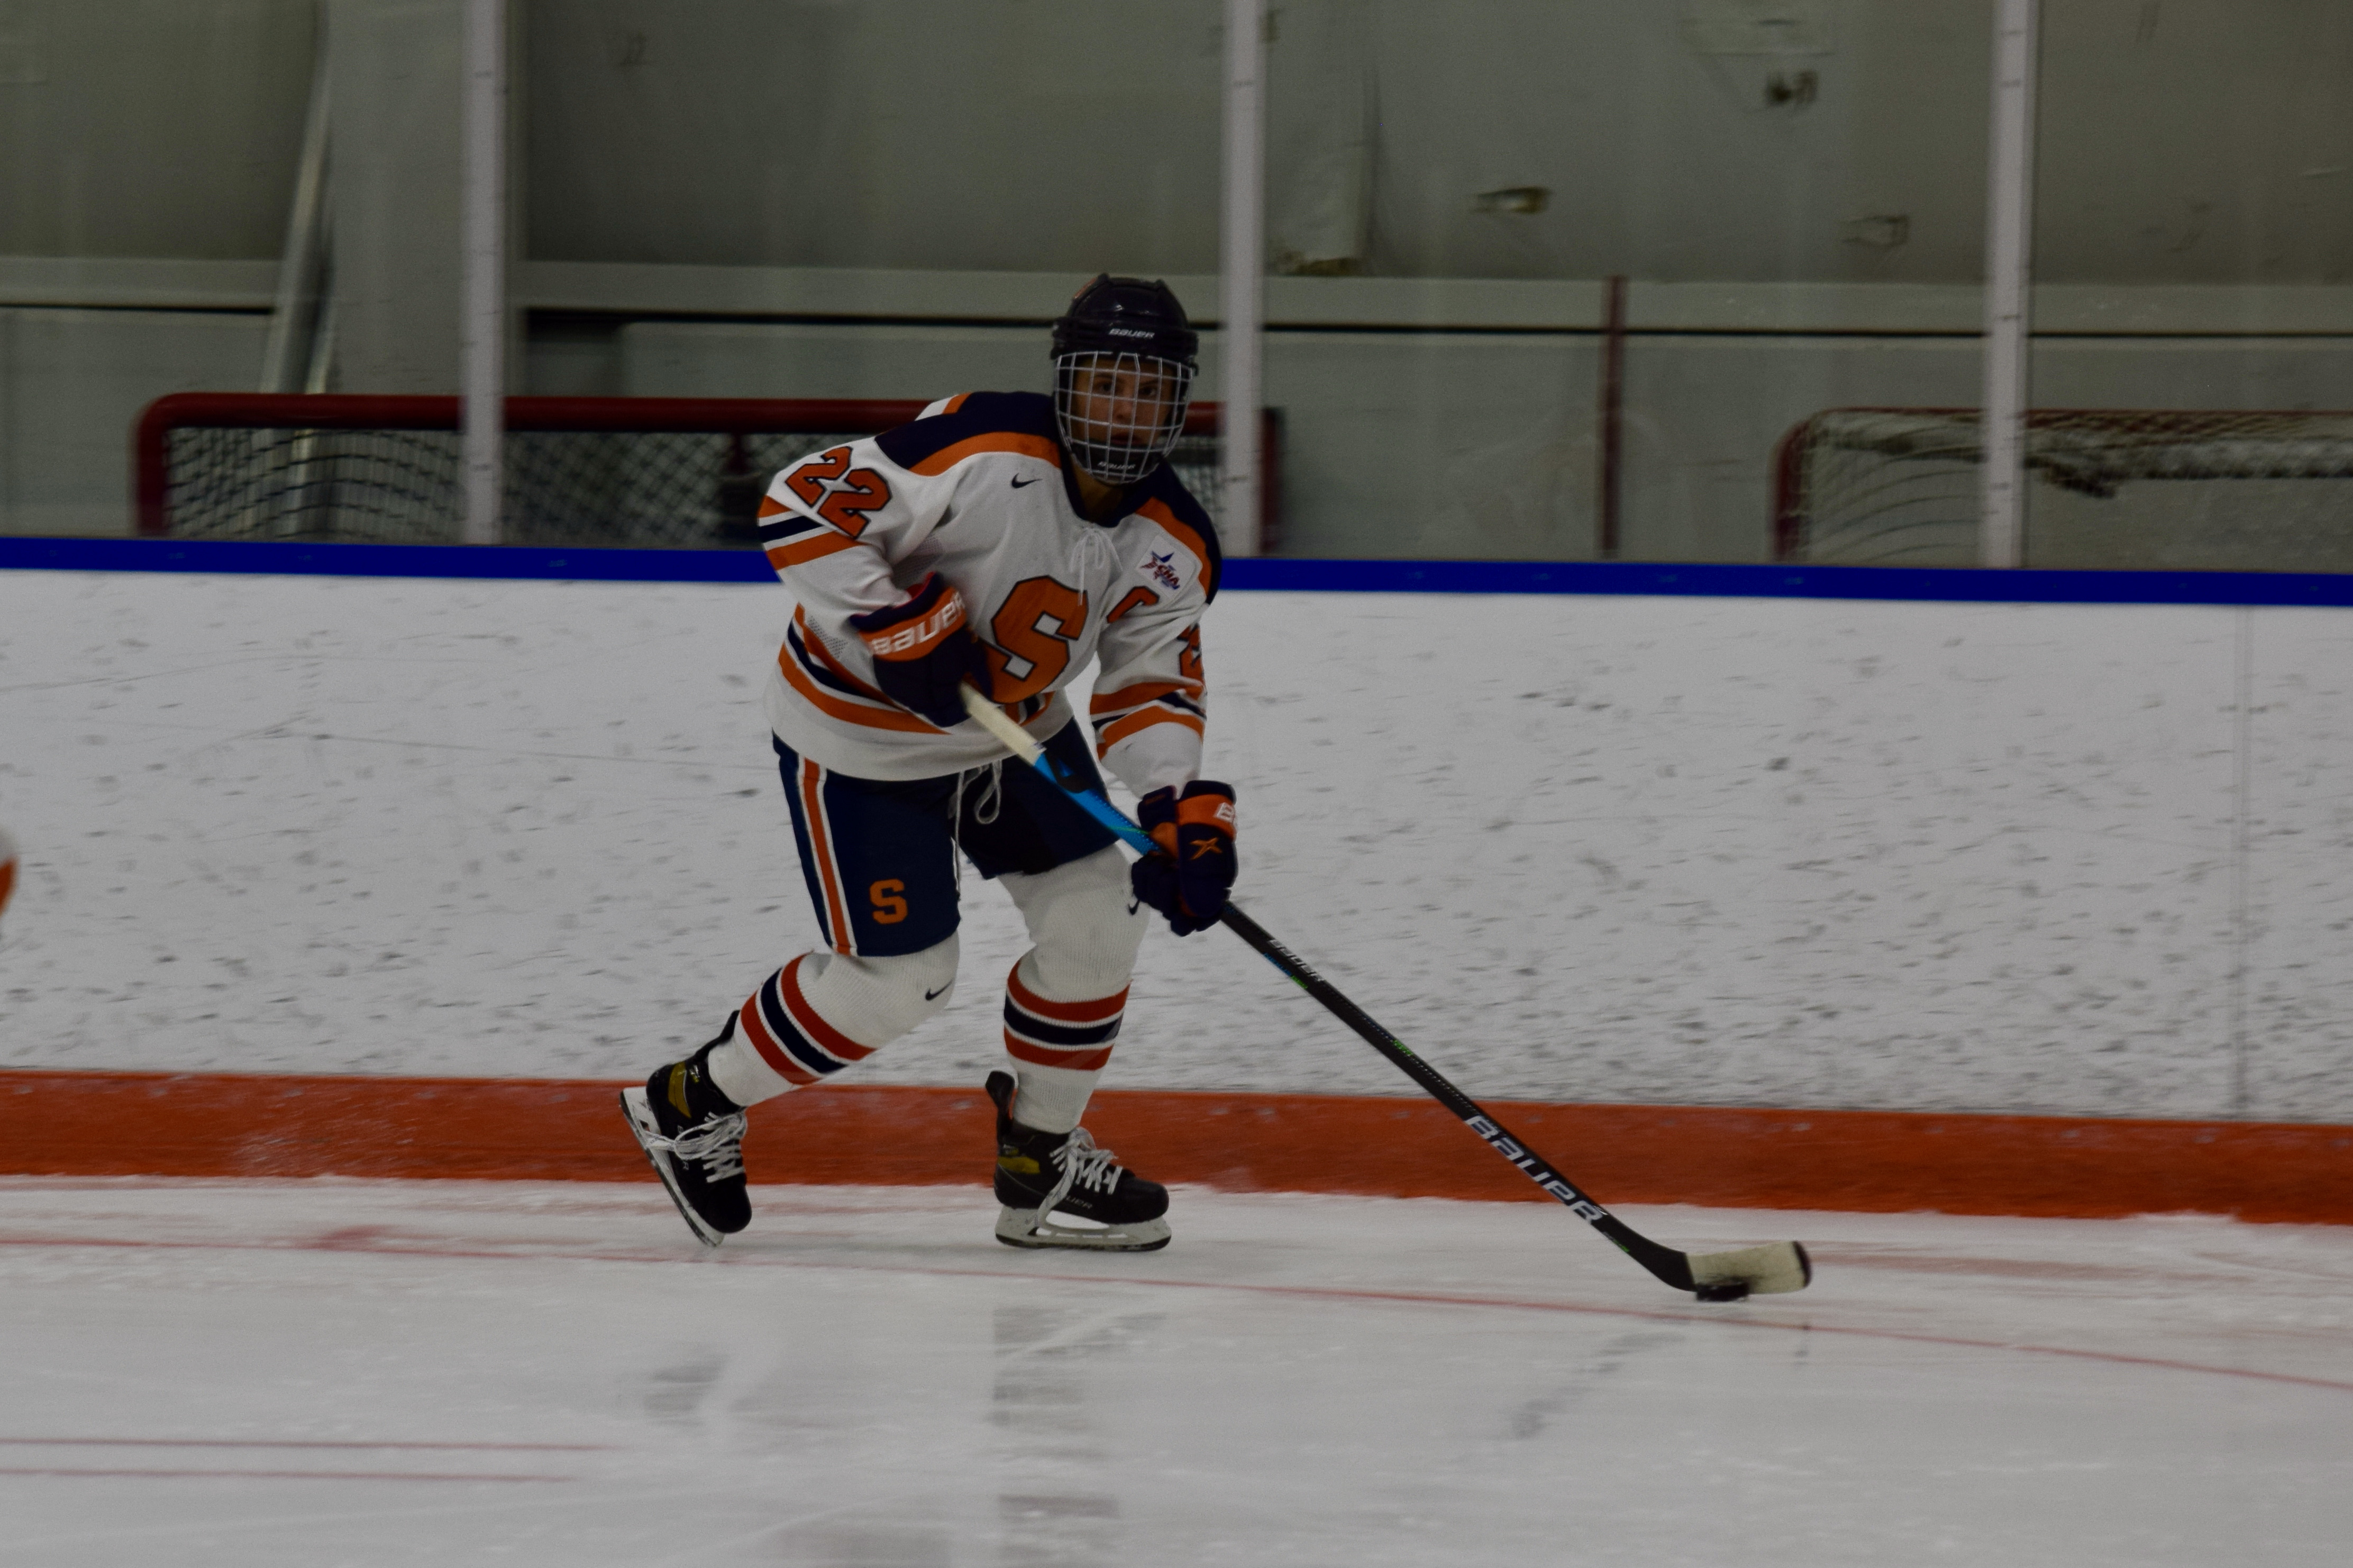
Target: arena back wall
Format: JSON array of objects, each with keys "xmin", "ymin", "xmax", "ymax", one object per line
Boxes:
[{"xmin": 4, "ymin": 551, "xmax": 2350, "ymax": 1134}]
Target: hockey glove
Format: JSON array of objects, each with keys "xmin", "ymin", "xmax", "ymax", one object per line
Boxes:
[
  {"xmin": 848, "ymin": 572, "xmax": 988, "ymax": 729},
  {"xmin": 1130, "ymin": 780, "xmax": 1237, "ymax": 936}
]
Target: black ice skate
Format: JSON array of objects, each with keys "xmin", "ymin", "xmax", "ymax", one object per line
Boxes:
[
  {"xmin": 986, "ymin": 1070, "xmax": 1171, "ymax": 1252},
  {"xmin": 620, "ymin": 1035, "xmax": 751, "ymax": 1246}
]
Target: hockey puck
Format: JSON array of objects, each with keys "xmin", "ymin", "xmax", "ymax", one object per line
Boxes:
[{"xmin": 1692, "ymin": 1281, "xmax": 1752, "ymax": 1303}]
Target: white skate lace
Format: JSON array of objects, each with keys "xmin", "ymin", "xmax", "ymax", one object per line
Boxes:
[
  {"xmin": 1036, "ymin": 1127, "xmax": 1124, "ymax": 1215},
  {"xmin": 650, "ymin": 1112, "xmax": 747, "ymax": 1182}
]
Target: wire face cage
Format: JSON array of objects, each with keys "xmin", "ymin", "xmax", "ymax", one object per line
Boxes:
[
  {"xmin": 1051, "ymin": 351, "xmax": 1196, "ymax": 485},
  {"xmin": 1774, "ymin": 407, "xmax": 2353, "ymax": 570},
  {"xmin": 136, "ymin": 395, "xmax": 1278, "ymax": 552}
]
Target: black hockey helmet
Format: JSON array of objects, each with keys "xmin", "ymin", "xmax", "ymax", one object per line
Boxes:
[
  {"xmin": 1051, "ymin": 274, "xmax": 1199, "ymax": 365},
  {"xmin": 1050, "ymin": 274, "xmax": 1198, "ymax": 485}
]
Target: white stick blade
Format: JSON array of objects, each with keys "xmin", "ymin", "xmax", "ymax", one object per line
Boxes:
[
  {"xmin": 960, "ymin": 685, "xmax": 1044, "ymax": 762},
  {"xmin": 1688, "ymin": 1241, "xmax": 1812, "ymax": 1296}
]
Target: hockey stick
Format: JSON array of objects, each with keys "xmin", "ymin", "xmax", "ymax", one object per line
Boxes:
[{"xmin": 960, "ymin": 686, "xmax": 1811, "ymax": 1301}]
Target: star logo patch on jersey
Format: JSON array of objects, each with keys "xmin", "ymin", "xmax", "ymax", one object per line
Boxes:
[{"xmin": 1145, "ymin": 550, "xmax": 1183, "ymax": 592}]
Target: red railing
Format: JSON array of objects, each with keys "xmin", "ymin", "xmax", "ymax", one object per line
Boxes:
[{"xmin": 133, "ymin": 393, "xmax": 1281, "ymax": 550}]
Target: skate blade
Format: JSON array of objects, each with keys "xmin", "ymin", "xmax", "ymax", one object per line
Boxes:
[
  {"xmin": 619, "ymin": 1086, "xmax": 727, "ymax": 1250},
  {"xmin": 995, "ymin": 1206, "xmax": 1172, "ymax": 1252}
]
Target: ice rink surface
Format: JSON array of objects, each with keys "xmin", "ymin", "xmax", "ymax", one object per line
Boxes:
[{"xmin": 3, "ymin": 1180, "xmax": 2349, "ymax": 1567}]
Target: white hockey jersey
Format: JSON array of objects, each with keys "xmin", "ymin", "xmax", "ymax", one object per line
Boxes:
[{"xmin": 756, "ymin": 390, "xmax": 1219, "ymax": 792}]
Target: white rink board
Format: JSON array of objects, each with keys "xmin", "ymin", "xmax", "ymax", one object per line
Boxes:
[
  {"xmin": 2, "ymin": 1180, "xmax": 2349, "ymax": 1568},
  {"xmin": 2, "ymin": 568, "xmax": 2350, "ymax": 1121}
]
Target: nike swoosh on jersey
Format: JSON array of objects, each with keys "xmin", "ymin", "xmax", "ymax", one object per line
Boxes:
[
  {"xmin": 924, "ymin": 983, "xmax": 952, "ymax": 1000},
  {"xmin": 1009, "ymin": 475, "xmax": 1041, "ymax": 489}
]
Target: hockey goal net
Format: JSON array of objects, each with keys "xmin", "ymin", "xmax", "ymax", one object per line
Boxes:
[
  {"xmin": 1773, "ymin": 408, "xmax": 2353, "ymax": 568},
  {"xmin": 135, "ymin": 395, "xmax": 1281, "ymax": 552}
]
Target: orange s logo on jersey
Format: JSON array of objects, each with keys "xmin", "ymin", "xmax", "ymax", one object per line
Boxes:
[
  {"xmin": 984, "ymin": 576, "xmax": 1089, "ymax": 703},
  {"xmin": 870, "ymin": 879, "xmax": 909, "ymax": 924}
]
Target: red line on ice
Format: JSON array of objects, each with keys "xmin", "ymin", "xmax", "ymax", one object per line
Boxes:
[{"xmin": 5, "ymin": 1228, "xmax": 2349, "ymax": 1398}]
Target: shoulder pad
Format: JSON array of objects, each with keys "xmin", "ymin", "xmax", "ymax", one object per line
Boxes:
[{"xmin": 877, "ymin": 391, "xmax": 1060, "ymax": 475}]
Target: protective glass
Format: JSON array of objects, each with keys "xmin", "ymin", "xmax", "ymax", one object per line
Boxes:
[{"xmin": 1052, "ymin": 351, "xmax": 1196, "ymax": 485}]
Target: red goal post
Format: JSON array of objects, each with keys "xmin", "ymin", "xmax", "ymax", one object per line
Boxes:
[
  {"xmin": 134, "ymin": 394, "xmax": 1282, "ymax": 553},
  {"xmin": 1772, "ymin": 407, "xmax": 2353, "ymax": 566}
]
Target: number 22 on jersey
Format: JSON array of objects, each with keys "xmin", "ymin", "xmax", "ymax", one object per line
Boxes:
[{"xmin": 786, "ymin": 446, "xmax": 895, "ymax": 537}]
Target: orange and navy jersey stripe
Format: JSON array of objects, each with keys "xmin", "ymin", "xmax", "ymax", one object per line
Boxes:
[
  {"xmin": 875, "ymin": 390, "xmax": 1063, "ymax": 478},
  {"xmin": 755, "ymin": 494, "xmax": 859, "ymax": 572},
  {"xmin": 886, "ymin": 391, "xmax": 1218, "ymax": 594},
  {"xmin": 906, "ymin": 430, "xmax": 1061, "ymax": 477},
  {"xmin": 1088, "ymin": 675, "xmax": 1205, "ymax": 754},
  {"xmin": 790, "ymin": 753, "xmax": 859, "ymax": 953},
  {"xmin": 779, "ymin": 608, "xmax": 1056, "ymax": 741},
  {"xmin": 779, "ymin": 608, "xmax": 943, "ymax": 736},
  {"xmin": 1001, "ymin": 961, "xmax": 1126, "ymax": 1074}
]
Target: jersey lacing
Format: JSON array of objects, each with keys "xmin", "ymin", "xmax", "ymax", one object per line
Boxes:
[
  {"xmin": 949, "ymin": 510, "xmax": 1108, "ymax": 872},
  {"xmin": 1073, "ymin": 520, "xmax": 1120, "ymax": 582},
  {"xmin": 946, "ymin": 758, "xmax": 1006, "ymax": 889}
]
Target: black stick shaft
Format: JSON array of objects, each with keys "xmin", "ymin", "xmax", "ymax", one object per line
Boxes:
[
  {"xmin": 1215, "ymin": 903, "xmax": 1698, "ymax": 1292},
  {"xmin": 974, "ymin": 705, "xmax": 1712, "ymax": 1297}
]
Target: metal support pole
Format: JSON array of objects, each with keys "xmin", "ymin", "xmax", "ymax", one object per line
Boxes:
[
  {"xmin": 1219, "ymin": 0, "xmax": 1265, "ymax": 557},
  {"xmin": 1980, "ymin": 0, "xmax": 2039, "ymax": 568},
  {"xmin": 1597, "ymin": 274, "xmax": 1627, "ymax": 560},
  {"xmin": 261, "ymin": 10, "xmax": 331, "ymax": 396},
  {"xmin": 461, "ymin": 0, "xmax": 506, "ymax": 546}
]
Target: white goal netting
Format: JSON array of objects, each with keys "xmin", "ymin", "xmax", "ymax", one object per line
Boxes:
[
  {"xmin": 137, "ymin": 395, "xmax": 1258, "ymax": 551},
  {"xmin": 1774, "ymin": 408, "xmax": 2353, "ymax": 569}
]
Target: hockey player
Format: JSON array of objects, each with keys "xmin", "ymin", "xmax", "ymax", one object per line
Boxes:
[{"xmin": 622, "ymin": 276, "xmax": 1238, "ymax": 1252}]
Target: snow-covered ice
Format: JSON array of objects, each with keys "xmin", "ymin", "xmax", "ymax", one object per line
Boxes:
[{"xmin": 2, "ymin": 1179, "xmax": 2348, "ymax": 1565}]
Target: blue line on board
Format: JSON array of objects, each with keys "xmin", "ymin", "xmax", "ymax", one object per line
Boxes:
[
  {"xmin": 7, "ymin": 535, "xmax": 2353, "ymax": 608},
  {"xmin": 0, "ymin": 537, "xmax": 768, "ymax": 585}
]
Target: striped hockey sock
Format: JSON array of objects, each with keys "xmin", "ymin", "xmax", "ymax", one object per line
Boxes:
[
  {"xmin": 999, "ymin": 955, "xmax": 1128, "ymax": 1134},
  {"xmin": 706, "ymin": 953, "xmax": 879, "ymax": 1106}
]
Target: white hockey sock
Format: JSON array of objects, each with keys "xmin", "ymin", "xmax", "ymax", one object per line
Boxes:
[
  {"xmin": 706, "ymin": 937, "xmax": 957, "ymax": 1108},
  {"xmin": 1000, "ymin": 952, "xmax": 1128, "ymax": 1135}
]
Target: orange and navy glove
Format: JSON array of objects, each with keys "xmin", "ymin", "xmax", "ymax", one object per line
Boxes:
[
  {"xmin": 1130, "ymin": 781, "xmax": 1237, "ymax": 936},
  {"xmin": 849, "ymin": 572, "xmax": 989, "ymax": 728}
]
